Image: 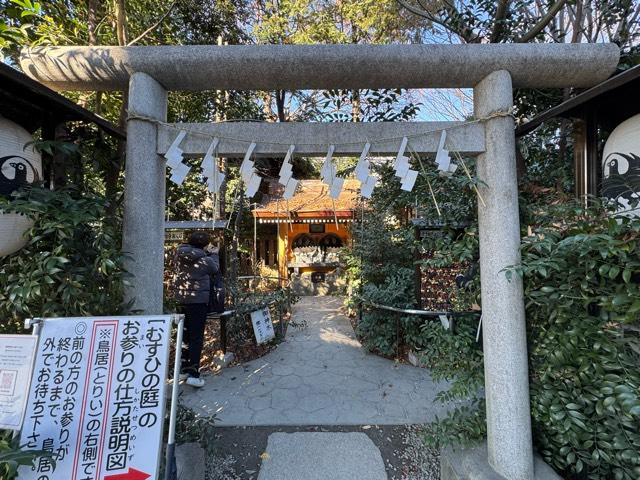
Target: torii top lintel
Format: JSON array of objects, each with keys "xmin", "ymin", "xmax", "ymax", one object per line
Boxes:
[{"xmin": 20, "ymin": 44, "xmax": 619, "ymax": 92}]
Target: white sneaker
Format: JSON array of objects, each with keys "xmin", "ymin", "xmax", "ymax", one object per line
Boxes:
[
  {"xmin": 185, "ymin": 376, "xmax": 205, "ymax": 388},
  {"xmin": 179, "ymin": 373, "xmax": 189, "ymax": 382}
]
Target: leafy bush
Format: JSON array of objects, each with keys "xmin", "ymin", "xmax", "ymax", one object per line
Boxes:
[
  {"xmin": 344, "ymin": 175, "xmax": 418, "ymax": 355},
  {"xmin": 0, "ymin": 430, "xmax": 52, "ymax": 480},
  {"xmin": 415, "ymin": 225, "xmax": 486, "ymax": 448},
  {"xmin": 0, "ymin": 187, "xmax": 129, "ymax": 332},
  {"xmin": 512, "ymin": 202, "xmax": 640, "ymax": 480},
  {"xmin": 422, "ymin": 200, "xmax": 640, "ymax": 479},
  {"xmin": 352, "ymin": 167, "xmax": 640, "ymax": 479},
  {"xmin": 357, "ymin": 267, "xmax": 416, "ymax": 356}
]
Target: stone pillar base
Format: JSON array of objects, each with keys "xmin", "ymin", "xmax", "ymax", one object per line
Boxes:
[{"xmin": 441, "ymin": 442, "xmax": 561, "ymax": 480}]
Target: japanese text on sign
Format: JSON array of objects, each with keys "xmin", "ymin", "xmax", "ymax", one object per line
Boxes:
[
  {"xmin": 19, "ymin": 315, "xmax": 174, "ymax": 480},
  {"xmin": 250, "ymin": 308, "xmax": 275, "ymax": 345}
]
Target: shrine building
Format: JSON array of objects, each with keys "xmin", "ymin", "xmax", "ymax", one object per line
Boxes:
[{"xmin": 253, "ymin": 179, "xmax": 358, "ymax": 293}]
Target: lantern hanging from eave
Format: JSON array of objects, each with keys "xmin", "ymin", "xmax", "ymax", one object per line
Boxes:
[
  {"xmin": 0, "ymin": 116, "xmax": 42, "ymax": 257},
  {"xmin": 602, "ymin": 113, "xmax": 640, "ymax": 216}
]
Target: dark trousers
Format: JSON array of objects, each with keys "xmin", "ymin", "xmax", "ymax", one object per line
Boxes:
[{"xmin": 180, "ymin": 303, "xmax": 208, "ymax": 378}]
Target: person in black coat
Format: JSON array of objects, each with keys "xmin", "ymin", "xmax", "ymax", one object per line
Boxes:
[{"xmin": 174, "ymin": 231, "xmax": 219, "ymax": 387}]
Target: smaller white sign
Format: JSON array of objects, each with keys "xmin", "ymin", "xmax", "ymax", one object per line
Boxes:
[
  {"xmin": 278, "ymin": 159, "xmax": 293, "ymax": 180},
  {"xmin": 240, "ymin": 158, "xmax": 255, "ymax": 183},
  {"xmin": 395, "ymin": 136, "xmax": 408, "ymax": 166},
  {"xmin": 394, "ymin": 156, "xmax": 410, "ymax": 178},
  {"xmin": 169, "ymin": 161, "xmax": 191, "ymax": 185},
  {"xmin": 164, "ymin": 130, "xmax": 187, "ymax": 169},
  {"xmin": 207, "ymin": 170, "xmax": 226, "ymax": 194},
  {"xmin": 321, "ymin": 161, "xmax": 336, "ymax": 183},
  {"xmin": 200, "ymin": 137, "xmax": 220, "ymax": 180},
  {"xmin": 251, "ymin": 308, "xmax": 276, "ymax": 345},
  {"xmin": 0, "ymin": 335, "xmax": 37, "ymax": 430},
  {"xmin": 355, "ymin": 158, "xmax": 370, "ymax": 183},
  {"xmin": 165, "ymin": 230, "xmax": 184, "ymax": 242},
  {"xmin": 279, "ymin": 163, "xmax": 293, "ymax": 186}
]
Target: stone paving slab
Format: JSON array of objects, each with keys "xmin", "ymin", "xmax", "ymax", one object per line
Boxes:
[
  {"xmin": 176, "ymin": 442, "xmax": 205, "ymax": 480},
  {"xmin": 181, "ymin": 296, "xmax": 450, "ymax": 426},
  {"xmin": 257, "ymin": 432, "xmax": 387, "ymax": 480}
]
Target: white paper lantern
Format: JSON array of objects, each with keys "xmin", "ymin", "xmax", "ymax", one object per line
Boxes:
[
  {"xmin": 0, "ymin": 116, "xmax": 42, "ymax": 256},
  {"xmin": 602, "ymin": 114, "xmax": 640, "ymax": 215}
]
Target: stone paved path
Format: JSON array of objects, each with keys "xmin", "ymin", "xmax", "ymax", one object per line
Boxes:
[
  {"xmin": 181, "ymin": 296, "xmax": 449, "ymax": 426},
  {"xmin": 257, "ymin": 432, "xmax": 387, "ymax": 480}
]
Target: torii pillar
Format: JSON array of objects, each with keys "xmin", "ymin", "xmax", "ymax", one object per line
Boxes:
[
  {"xmin": 122, "ymin": 72, "xmax": 167, "ymax": 314},
  {"xmin": 475, "ymin": 70, "xmax": 533, "ymax": 479}
]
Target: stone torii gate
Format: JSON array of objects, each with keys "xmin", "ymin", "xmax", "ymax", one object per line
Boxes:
[{"xmin": 21, "ymin": 43, "xmax": 619, "ymax": 480}]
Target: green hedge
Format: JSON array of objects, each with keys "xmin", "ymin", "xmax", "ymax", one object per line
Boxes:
[
  {"xmin": 350, "ymin": 196, "xmax": 640, "ymax": 479},
  {"xmin": 0, "ymin": 187, "xmax": 128, "ymax": 330},
  {"xmin": 515, "ymin": 205, "xmax": 640, "ymax": 479}
]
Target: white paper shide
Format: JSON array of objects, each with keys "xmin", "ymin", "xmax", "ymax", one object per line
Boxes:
[
  {"xmin": 392, "ymin": 137, "xmax": 419, "ymax": 192},
  {"xmin": 164, "ymin": 130, "xmax": 191, "ymax": 185}
]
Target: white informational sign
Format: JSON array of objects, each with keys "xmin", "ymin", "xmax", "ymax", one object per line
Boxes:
[
  {"xmin": 0, "ymin": 335, "xmax": 37, "ymax": 430},
  {"xmin": 250, "ymin": 308, "xmax": 276, "ymax": 345},
  {"xmin": 19, "ymin": 315, "xmax": 174, "ymax": 480}
]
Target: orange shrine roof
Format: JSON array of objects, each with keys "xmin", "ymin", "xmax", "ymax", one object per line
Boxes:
[{"xmin": 254, "ymin": 179, "xmax": 359, "ymax": 219}]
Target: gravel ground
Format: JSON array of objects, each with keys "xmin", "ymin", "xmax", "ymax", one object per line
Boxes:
[
  {"xmin": 395, "ymin": 426, "xmax": 440, "ymax": 480},
  {"xmin": 203, "ymin": 424, "xmax": 439, "ymax": 480}
]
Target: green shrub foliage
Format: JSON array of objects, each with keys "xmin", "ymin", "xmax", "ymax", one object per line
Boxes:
[
  {"xmin": 0, "ymin": 187, "xmax": 129, "ymax": 332},
  {"xmin": 513, "ymin": 202, "xmax": 640, "ymax": 479},
  {"xmin": 344, "ymin": 163, "xmax": 419, "ymax": 356},
  {"xmin": 420, "ymin": 200, "xmax": 640, "ymax": 478},
  {"xmin": 0, "ymin": 430, "xmax": 52, "ymax": 480},
  {"xmin": 349, "ymin": 160, "xmax": 640, "ymax": 478}
]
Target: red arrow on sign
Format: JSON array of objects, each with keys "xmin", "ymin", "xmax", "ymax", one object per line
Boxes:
[{"xmin": 104, "ymin": 468, "xmax": 151, "ymax": 480}]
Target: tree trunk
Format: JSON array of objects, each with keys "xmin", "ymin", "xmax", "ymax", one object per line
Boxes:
[
  {"xmin": 263, "ymin": 92, "xmax": 273, "ymax": 121},
  {"xmin": 275, "ymin": 90, "xmax": 287, "ymax": 122},
  {"xmin": 88, "ymin": 0, "xmax": 98, "ymax": 44},
  {"xmin": 352, "ymin": 89, "xmax": 361, "ymax": 122},
  {"xmin": 114, "ymin": 0, "xmax": 128, "ymax": 45},
  {"xmin": 105, "ymin": 0, "xmax": 129, "ymax": 220}
]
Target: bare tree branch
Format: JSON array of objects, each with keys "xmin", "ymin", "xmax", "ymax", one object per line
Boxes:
[
  {"xmin": 515, "ymin": 0, "xmax": 568, "ymax": 42},
  {"xmin": 613, "ymin": 3, "xmax": 639, "ymax": 44},
  {"xmin": 570, "ymin": 0, "xmax": 584, "ymax": 44},
  {"xmin": 440, "ymin": 0, "xmax": 481, "ymax": 42},
  {"xmin": 415, "ymin": 0, "xmax": 432, "ymax": 14},
  {"xmin": 88, "ymin": 0, "xmax": 98, "ymax": 45},
  {"xmin": 585, "ymin": 2, "xmax": 594, "ymax": 42},
  {"xmin": 396, "ymin": 0, "xmax": 433, "ymax": 20},
  {"xmin": 397, "ymin": 0, "xmax": 479, "ymax": 42},
  {"xmin": 623, "ymin": 5, "xmax": 640, "ymax": 45},
  {"xmin": 127, "ymin": 1, "xmax": 178, "ymax": 46}
]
